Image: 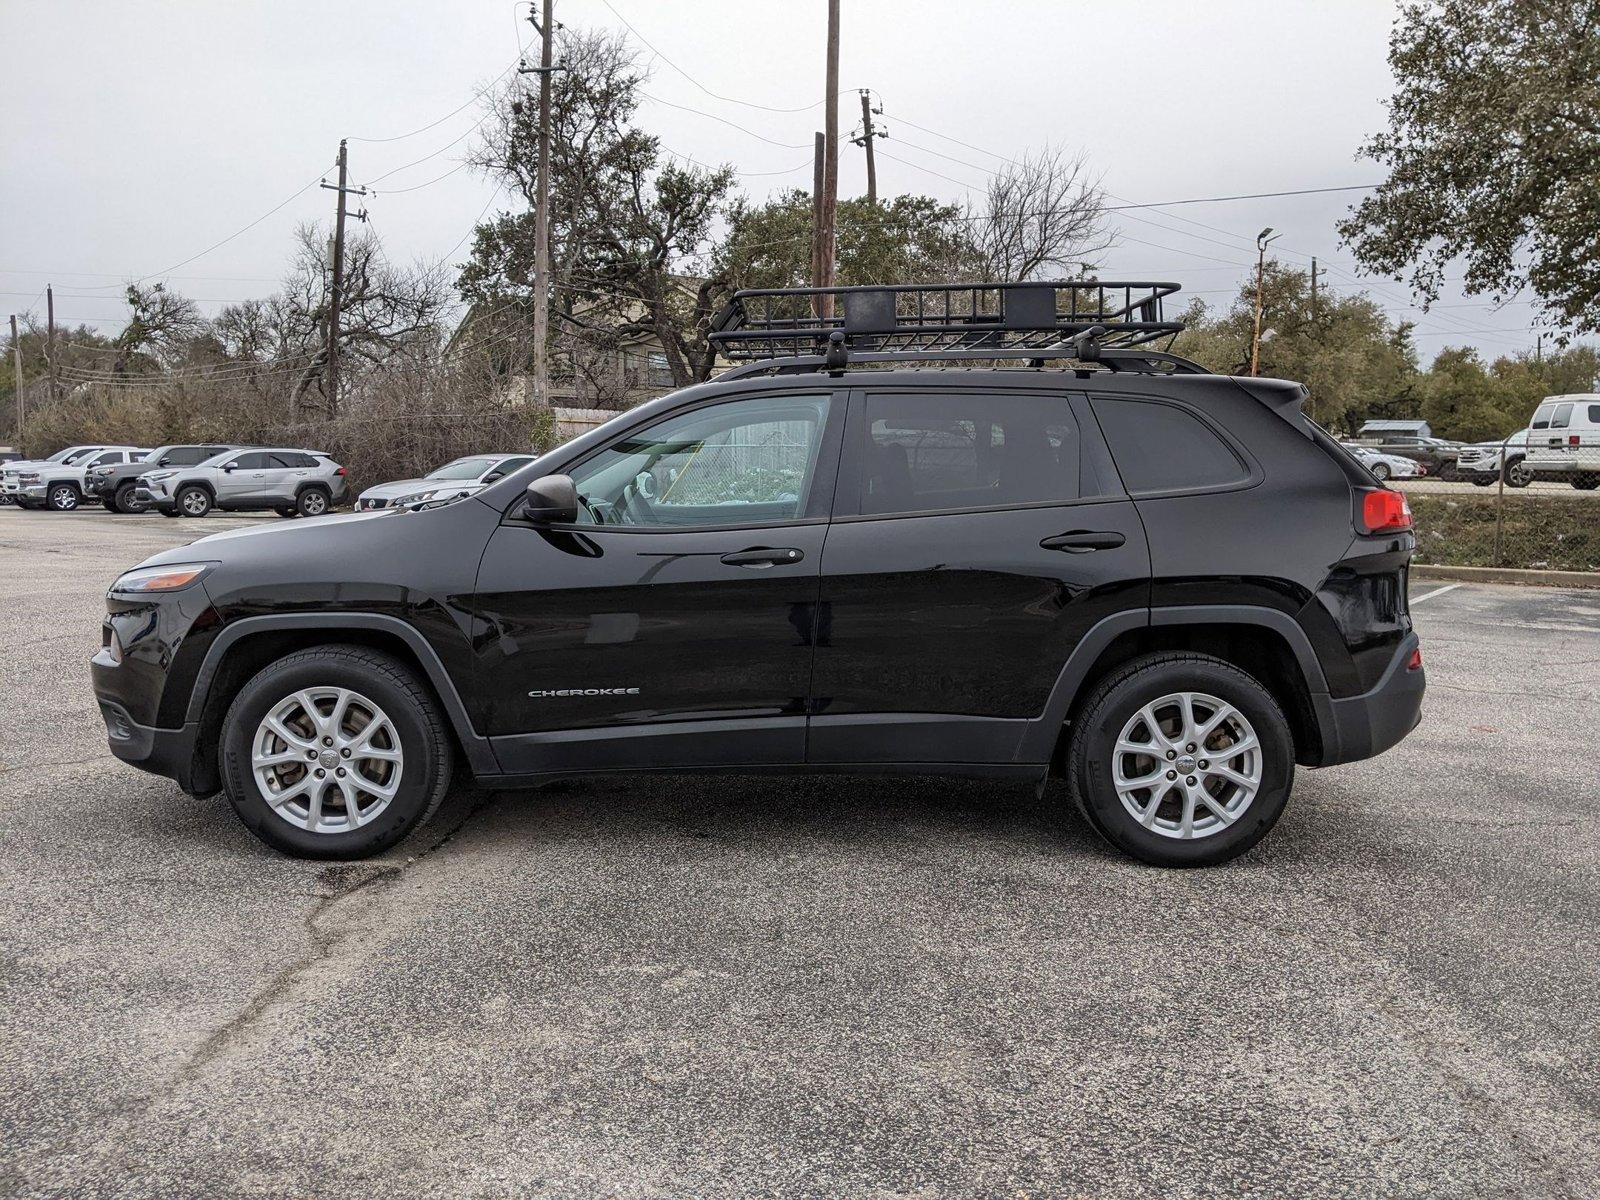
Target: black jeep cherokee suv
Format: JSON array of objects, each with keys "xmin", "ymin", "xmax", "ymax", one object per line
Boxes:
[{"xmin": 90, "ymin": 282, "xmax": 1424, "ymax": 866}]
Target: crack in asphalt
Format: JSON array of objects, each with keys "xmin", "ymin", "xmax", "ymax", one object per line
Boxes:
[{"xmin": 180, "ymin": 789, "xmax": 501, "ymax": 1077}]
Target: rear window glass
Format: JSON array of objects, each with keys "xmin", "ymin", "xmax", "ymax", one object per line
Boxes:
[
  {"xmin": 1552, "ymin": 403, "xmax": 1573, "ymax": 429},
  {"xmin": 1531, "ymin": 404, "xmax": 1554, "ymax": 429},
  {"xmin": 1091, "ymin": 397, "xmax": 1248, "ymax": 494},
  {"xmin": 860, "ymin": 392, "xmax": 1080, "ymax": 515}
]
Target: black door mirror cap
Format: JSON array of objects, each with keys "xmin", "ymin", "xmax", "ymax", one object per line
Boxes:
[{"xmin": 520, "ymin": 474, "xmax": 579, "ymax": 524}]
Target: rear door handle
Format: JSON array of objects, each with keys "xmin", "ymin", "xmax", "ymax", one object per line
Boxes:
[
  {"xmin": 720, "ymin": 546, "xmax": 805, "ymax": 568},
  {"xmin": 1041, "ymin": 530, "xmax": 1126, "ymax": 553}
]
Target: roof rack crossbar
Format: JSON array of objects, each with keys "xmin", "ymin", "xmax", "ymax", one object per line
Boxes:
[{"xmin": 710, "ymin": 280, "xmax": 1187, "ymax": 363}]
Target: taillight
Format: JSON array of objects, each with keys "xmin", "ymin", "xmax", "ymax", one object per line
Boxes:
[
  {"xmin": 1570, "ymin": 435, "xmax": 1581, "ymax": 447},
  {"xmin": 335, "ymin": 466, "xmax": 347, "ymax": 476},
  {"xmin": 1406, "ymin": 646, "xmax": 1423, "ymax": 671},
  {"xmin": 1360, "ymin": 489, "xmax": 1412, "ymax": 534}
]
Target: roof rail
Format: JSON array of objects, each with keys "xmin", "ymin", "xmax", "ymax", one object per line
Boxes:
[
  {"xmin": 718, "ymin": 341, "xmax": 1210, "ymax": 382},
  {"xmin": 709, "ymin": 280, "xmax": 1186, "ymax": 363}
]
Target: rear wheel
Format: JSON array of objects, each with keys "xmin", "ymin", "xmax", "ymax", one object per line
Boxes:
[
  {"xmin": 1066, "ymin": 654, "xmax": 1294, "ymax": 867},
  {"xmin": 220, "ymin": 646, "xmax": 453, "ymax": 859},
  {"xmin": 175, "ymin": 485, "xmax": 212, "ymax": 517},
  {"xmin": 274, "ymin": 506, "xmax": 300, "ymax": 518},
  {"xmin": 48, "ymin": 483, "xmax": 81, "ymax": 512},
  {"xmin": 113, "ymin": 482, "xmax": 149, "ymax": 513},
  {"xmin": 1471, "ymin": 476, "xmax": 1493, "ymax": 487},
  {"xmin": 1371, "ymin": 463, "xmax": 1391, "ymax": 481},
  {"xmin": 1572, "ymin": 473, "xmax": 1600, "ymax": 491},
  {"xmin": 296, "ymin": 486, "xmax": 331, "ymax": 517},
  {"xmin": 159, "ymin": 507, "xmax": 183, "ymax": 518}
]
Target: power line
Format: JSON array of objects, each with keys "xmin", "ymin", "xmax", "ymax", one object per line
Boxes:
[
  {"xmin": 70, "ymin": 172, "xmax": 325, "ymax": 292},
  {"xmin": 637, "ymin": 90, "xmax": 811, "ymax": 150},
  {"xmin": 598, "ymin": 0, "xmax": 834, "ymax": 115}
]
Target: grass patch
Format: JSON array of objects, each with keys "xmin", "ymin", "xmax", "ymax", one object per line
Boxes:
[{"xmin": 1410, "ymin": 494, "xmax": 1600, "ymax": 571}]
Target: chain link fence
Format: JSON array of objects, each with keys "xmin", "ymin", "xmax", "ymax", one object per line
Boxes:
[{"xmin": 1376, "ymin": 433, "xmax": 1600, "ymax": 572}]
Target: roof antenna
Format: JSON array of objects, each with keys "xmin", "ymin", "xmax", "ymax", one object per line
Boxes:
[{"xmin": 825, "ymin": 329, "xmax": 849, "ymax": 375}]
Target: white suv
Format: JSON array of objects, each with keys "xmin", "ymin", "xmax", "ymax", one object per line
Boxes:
[
  {"xmin": 6, "ymin": 446, "xmax": 149, "ymax": 511},
  {"xmin": 1524, "ymin": 395, "xmax": 1600, "ymax": 489}
]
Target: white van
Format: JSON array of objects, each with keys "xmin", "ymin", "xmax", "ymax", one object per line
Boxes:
[{"xmin": 1524, "ymin": 395, "xmax": 1600, "ymax": 489}]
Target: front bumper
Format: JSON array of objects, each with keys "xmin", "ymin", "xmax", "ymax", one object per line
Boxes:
[
  {"xmin": 1314, "ymin": 632, "xmax": 1425, "ymax": 766},
  {"xmin": 96, "ymin": 697, "xmax": 210, "ymax": 794}
]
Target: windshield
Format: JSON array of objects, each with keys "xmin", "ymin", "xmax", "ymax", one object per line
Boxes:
[
  {"xmin": 428, "ymin": 457, "xmax": 498, "ymax": 481},
  {"xmin": 46, "ymin": 447, "xmax": 85, "ymax": 463},
  {"xmin": 61, "ymin": 447, "xmax": 102, "ymax": 464}
]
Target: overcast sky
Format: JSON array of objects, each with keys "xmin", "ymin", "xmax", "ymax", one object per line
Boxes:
[{"xmin": 0, "ymin": 0, "xmax": 1574, "ymax": 363}]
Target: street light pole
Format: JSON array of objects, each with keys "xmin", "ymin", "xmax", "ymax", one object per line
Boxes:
[{"xmin": 1251, "ymin": 227, "xmax": 1280, "ymax": 377}]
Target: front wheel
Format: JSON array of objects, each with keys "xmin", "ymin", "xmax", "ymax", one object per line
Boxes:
[
  {"xmin": 1505, "ymin": 458, "xmax": 1533, "ymax": 488},
  {"xmin": 1371, "ymin": 463, "xmax": 1391, "ymax": 481},
  {"xmin": 1066, "ymin": 654, "xmax": 1294, "ymax": 867},
  {"xmin": 48, "ymin": 483, "xmax": 81, "ymax": 512},
  {"xmin": 220, "ymin": 646, "xmax": 454, "ymax": 859}
]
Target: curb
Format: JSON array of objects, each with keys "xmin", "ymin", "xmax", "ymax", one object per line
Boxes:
[{"xmin": 1411, "ymin": 563, "xmax": 1600, "ymax": 589}]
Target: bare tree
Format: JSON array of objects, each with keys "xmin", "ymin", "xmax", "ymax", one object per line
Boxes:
[{"xmin": 972, "ymin": 146, "xmax": 1115, "ymax": 281}]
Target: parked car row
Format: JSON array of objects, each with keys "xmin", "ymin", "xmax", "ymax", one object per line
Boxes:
[
  {"xmin": 1, "ymin": 443, "xmax": 350, "ymax": 517},
  {"xmin": 0, "ymin": 443, "xmax": 542, "ymax": 519},
  {"xmin": 1340, "ymin": 393, "xmax": 1600, "ymax": 489}
]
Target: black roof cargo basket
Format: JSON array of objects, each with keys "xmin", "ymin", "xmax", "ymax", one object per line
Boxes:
[{"xmin": 709, "ymin": 280, "xmax": 1186, "ymax": 361}]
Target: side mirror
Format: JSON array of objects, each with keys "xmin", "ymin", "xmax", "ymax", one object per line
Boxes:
[
  {"xmin": 483, "ymin": 471, "xmax": 504, "ymax": 483},
  {"xmin": 222, "ymin": 462, "xmax": 238, "ymax": 472},
  {"xmin": 520, "ymin": 474, "xmax": 578, "ymax": 524}
]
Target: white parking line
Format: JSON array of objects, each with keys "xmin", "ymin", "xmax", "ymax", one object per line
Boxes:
[{"xmin": 1411, "ymin": 583, "xmax": 1463, "ymax": 605}]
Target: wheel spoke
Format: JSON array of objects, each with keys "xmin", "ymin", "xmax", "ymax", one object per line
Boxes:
[
  {"xmin": 338, "ymin": 779, "xmax": 363, "ymax": 828},
  {"xmin": 1198, "ymin": 792, "xmax": 1237, "ymax": 825},
  {"xmin": 1141, "ymin": 785, "xmax": 1171, "ymax": 827},
  {"xmin": 328, "ymin": 689, "xmax": 354, "ymax": 738},
  {"xmin": 1137, "ymin": 704, "xmax": 1176, "ymax": 751},
  {"xmin": 355, "ymin": 772, "xmax": 400, "ymax": 802},
  {"xmin": 304, "ymin": 782, "xmax": 325, "ymax": 831},
  {"xmin": 1208, "ymin": 763, "xmax": 1257, "ymax": 790},
  {"xmin": 264, "ymin": 774, "xmax": 314, "ymax": 810},
  {"xmin": 357, "ymin": 744, "xmax": 402, "ymax": 764},
  {"xmin": 1115, "ymin": 765, "xmax": 1167, "ymax": 790},
  {"xmin": 265, "ymin": 715, "xmax": 315, "ymax": 751},
  {"xmin": 252, "ymin": 748, "xmax": 303, "ymax": 770},
  {"xmin": 1212, "ymin": 735, "xmax": 1259, "ymax": 760},
  {"xmin": 1195, "ymin": 702, "xmax": 1235, "ymax": 743}
]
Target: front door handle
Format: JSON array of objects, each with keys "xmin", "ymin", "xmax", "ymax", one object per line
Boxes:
[
  {"xmin": 1041, "ymin": 530, "xmax": 1126, "ymax": 553},
  {"xmin": 720, "ymin": 546, "xmax": 805, "ymax": 569}
]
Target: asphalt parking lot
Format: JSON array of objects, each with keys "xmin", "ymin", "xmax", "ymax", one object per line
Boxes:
[{"xmin": 2, "ymin": 505, "xmax": 1597, "ymax": 1199}]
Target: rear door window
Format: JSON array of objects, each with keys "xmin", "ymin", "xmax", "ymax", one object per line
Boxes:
[
  {"xmin": 1090, "ymin": 396, "xmax": 1249, "ymax": 494},
  {"xmin": 857, "ymin": 391, "xmax": 1080, "ymax": 516}
]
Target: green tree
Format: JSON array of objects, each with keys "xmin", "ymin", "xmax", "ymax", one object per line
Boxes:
[
  {"xmin": 1338, "ymin": 0, "xmax": 1600, "ymax": 338},
  {"xmin": 1171, "ymin": 264, "xmax": 1417, "ymax": 431}
]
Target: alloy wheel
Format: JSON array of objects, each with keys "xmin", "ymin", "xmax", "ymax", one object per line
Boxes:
[
  {"xmin": 251, "ymin": 687, "xmax": 405, "ymax": 833},
  {"xmin": 50, "ymin": 485, "xmax": 78, "ymax": 511},
  {"xmin": 181, "ymin": 490, "xmax": 210, "ymax": 516},
  {"xmin": 301, "ymin": 491, "xmax": 328, "ymax": 515},
  {"xmin": 1111, "ymin": 691, "xmax": 1263, "ymax": 840}
]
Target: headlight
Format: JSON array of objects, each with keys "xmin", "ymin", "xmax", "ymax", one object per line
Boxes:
[
  {"xmin": 142, "ymin": 470, "xmax": 177, "ymax": 482},
  {"xmin": 109, "ymin": 563, "xmax": 215, "ymax": 595}
]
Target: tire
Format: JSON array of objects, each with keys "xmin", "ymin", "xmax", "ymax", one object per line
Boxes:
[
  {"xmin": 1471, "ymin": 476, "xmax": 1493, "ymax": 487},
  {"xmin": 1066, "ymin": 653, "xmax": 1294, "ymax": 868},
  {"xmin": 1438, "ymin": 462, "xmax": 1458, "ymax": 482},
  {"xmin": 296, "ymin": 486, "xmax": 332, "ymax": 518},
  {"xmin": 159, "ymin": 507, "xmax": 183, "ymax": 518},
  {"xmin": 220, "ymin": 645, "xmax": 454, "ymax": 859},
  {"xmin": 1572, "ymin": 473, "xmax": 1600, "ymax": 491},
  {"xmin": 1505, "ymin": 458, "xmax": 1532, "ymax": 488},
  {"xmin": 1371, "ymin": 463, "xmax": 1391, "ymax": 481},
  {"xmin": 274, "ymin": 506, "xmax": 300, "ymax": 518},
  {"xmin": 113, "ymin": 482, "xmax": 150, "ymax": 513},
  {"xmin": 175, "ymin": 485, "xmax": 212, "ymax": 517},
  {"xmin": 48, "ymin": 483, "xmax": 81, "ymax": 512}
]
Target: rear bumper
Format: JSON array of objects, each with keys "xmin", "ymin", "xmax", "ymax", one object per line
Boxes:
[{"xmin": 1313, "ymin": 632, "xmax": 1425, "ymax": 766}]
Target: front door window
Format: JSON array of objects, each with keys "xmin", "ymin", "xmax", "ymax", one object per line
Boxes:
[{"xmin": 568, "ymin": 394, "xmax": 832, "ymax": 528}]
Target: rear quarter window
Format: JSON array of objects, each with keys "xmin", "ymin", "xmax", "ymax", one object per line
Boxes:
[{"xmin": 1090, "ymin": 396, "xmax": 1250, "ymax": 494}]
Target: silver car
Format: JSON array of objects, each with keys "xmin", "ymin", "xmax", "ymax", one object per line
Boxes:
[
  {"xmin": 355, "ymin": 453, "xmax": 536, "ymax": 511},
  {"xmin": 136, "ymin": 447, "xmax": 349, "ymax": 519}
]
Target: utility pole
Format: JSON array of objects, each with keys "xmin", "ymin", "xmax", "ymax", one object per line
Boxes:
[
  {"xmin": 817, "ymin": 0, "xmax": 840, "ymax": 318},
  {"xmin": 851, "ymin": 89, "xmax": 883, "ymax": 205},
  {"xmin": 46, "ymin": 285, "xmax": 59, "ymax": 401},
  {"xmin": 1251, "ymin": 227, "xmax": 1279, "ymax": 377},
  {"xmin": 319, "ymin": 140, "xmax": 368, "ymax": 417},
  {"xmin": 1536, "ymin": 332, "xmax": 1545, "ymax": 363},
  {"xmin": 9, "ymin": 314, "xmax": 22, "ymax": 444},
  {"xmin": 519, "ymin": 0, "xmax": 556, "ymax": 412},
  {"xmin": 1309, "ymin": 256, "xmax": 1326, "ymax": 325},
  {"xmin": 811, "ymin": 132, "xmax": 825, "ymax": 317}
]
